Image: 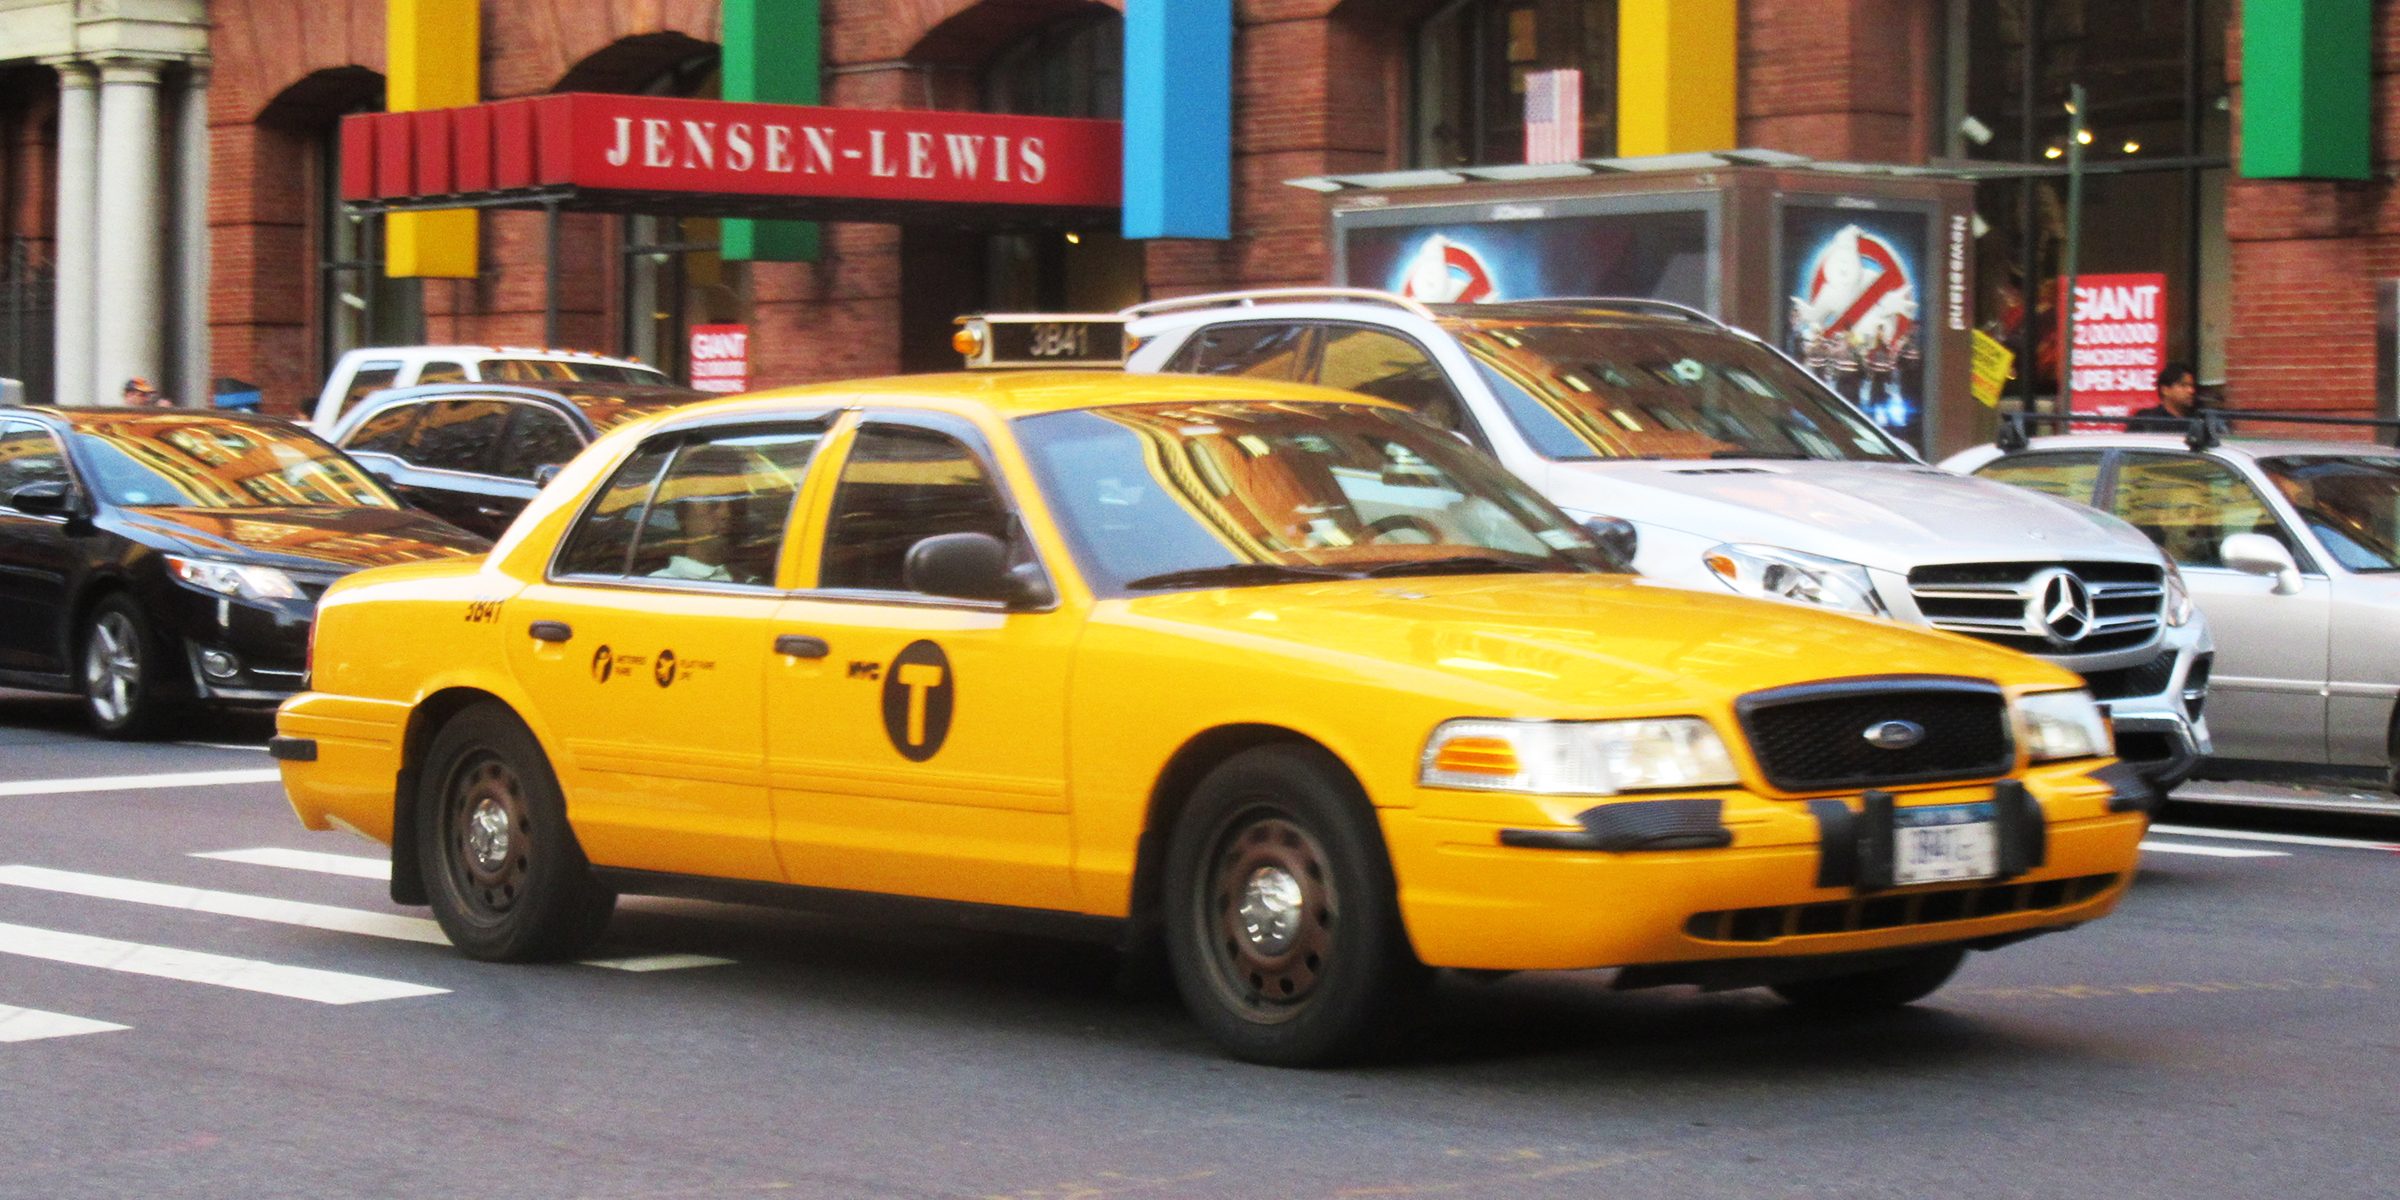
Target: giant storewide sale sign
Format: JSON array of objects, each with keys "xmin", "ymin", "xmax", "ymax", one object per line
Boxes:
[{"xmin": 2062, "ymin": 273, "xmax": 2167, "ymax": 425}]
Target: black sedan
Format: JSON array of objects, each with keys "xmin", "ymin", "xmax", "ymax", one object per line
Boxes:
[
  {"xmin": 0, "ymin": 407, "xmax": 488, "ymax": 737},
  {"xmin": 326, "ymin": 381, "xmax": 710, "ymax": 538}
]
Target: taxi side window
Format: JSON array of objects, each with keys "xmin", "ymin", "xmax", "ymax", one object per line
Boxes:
[
  {"xmin": 0, "ymin": 422, "xmax": 70, "ymax": 498},
  {"xmin": 819, "ymin": 424, "xmax": 1011, "ymax": 593},
  {"xmin": 1164, "ymin": 323, "xmax": 1313, "ymax": 380},
  {"xmin": 1973, "ymin": 451, "xmax": 2104, "ymax": 502},
  {"xmin": 344, "ymin": 404, "xmax": 423, "ymax": 456},
  {"xmin": 1312, "ymin": 324, "xmax": 1476, "ymax": 438},
  {"xmin": 402, "ymin": 400, "xmax": 511, "ymax": 473},
  {"xmin": 2112, "ymin": 452, "xmax": 2303, "ymax": 570},
  {"xmin": 627, "ymin": 432, "xmax": 821, "ymax": 586},
  {"xmin": 555, "ymin": 444, "xmax": 675, "ymax": 577},
  {"xmin": 495, "ymin": 405, "xmax": 583, "ymax": 480}
]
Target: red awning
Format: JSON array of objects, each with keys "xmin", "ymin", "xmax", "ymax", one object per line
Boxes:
[{"xmin": 341, "ymin": 93, "xmax": 1120, "ymax": 228}]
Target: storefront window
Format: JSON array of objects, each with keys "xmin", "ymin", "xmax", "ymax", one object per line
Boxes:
[
  {"xmin": 320, "ymin": 108, "xmax": 422, "ymax": 373},
  {"xmin": 1947, "ymin": 0, "xmax": 2231, "ymax": 403},
  {"xmin": 1413, "ymin": 0, "xmax": 1617, "ymax": 167},
  {"xmin": 619, "ymin": 54, "xmax": 744, "ymax": 383}
]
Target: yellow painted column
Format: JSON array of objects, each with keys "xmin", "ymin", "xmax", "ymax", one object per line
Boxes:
[
  {"xmin": 1617, "ymin": 0, "xmax": 1738, "ymax": 157},
  {"xmin": 385, "ymin": 0, "xmax": 478, "ymax": 278}
]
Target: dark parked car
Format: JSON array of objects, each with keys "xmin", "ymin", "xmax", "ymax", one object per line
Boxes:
[
  {"xmin": 0, "ymin": 407, "xmax": 489, "ymax": 737},
  {"xmin": 327, "ymin": 382, "xmax": 711, "ymax": 538}
]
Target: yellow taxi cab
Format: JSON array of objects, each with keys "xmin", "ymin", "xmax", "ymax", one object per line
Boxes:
[{"xmin": 274, "ymin": 371, "xmax": 2151, "ymax": 1065}]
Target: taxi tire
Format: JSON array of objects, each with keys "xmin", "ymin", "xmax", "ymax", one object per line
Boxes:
[
  {"xmin": 1164, "ymin": 744, "xmax": 1430, "ymax": 1067},
  {"xmin": 418, "ymin": 702, "xmax": 616, "ymax": 962},
  {"xmin": 1770, "ymin": 945, "xmax": 1966, "ymax": 1013},
  {"xmin": 80, "ymin": 594, "xmax": 175, "ymax": 740}
]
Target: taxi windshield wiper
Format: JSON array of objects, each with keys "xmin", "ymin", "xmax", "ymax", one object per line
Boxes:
[
  {"xmin": 1361, "ymin": 556, "xmax": 1552, "ymax": 578},
  {"xmin": 1124, "ymin": 563, "xmax": 1364, "ymax": 590}
]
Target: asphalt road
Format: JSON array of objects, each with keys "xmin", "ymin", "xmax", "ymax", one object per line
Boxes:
[{"xmin": 2, "ymin": 690, "xmax": 2396, "ymax": 1200}]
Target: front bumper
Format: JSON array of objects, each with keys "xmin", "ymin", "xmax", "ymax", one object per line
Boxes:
[
  {"xmin": 158, "ymin": 582, "xmax": 317, "ymax": 705},
  {"xmin": 1382, "ymin": 765, "xmax": 2146, "ymax": 972}
]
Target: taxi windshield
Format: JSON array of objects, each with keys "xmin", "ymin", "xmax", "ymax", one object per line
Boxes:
[
  {"xmin": 2258, "ymin": 455, "xmax": 2400, "ymax": 572},
  {"xmin": 1452, "ymin": 321, "xmax": 1911, "ymax": 463},
  {"xmin": 72, "ymin": 418, "xmax": 399, "ymax": 510},
  {"xmin": 1014, "ymin": 401, "xmax": 1620, "ymax": 594}
]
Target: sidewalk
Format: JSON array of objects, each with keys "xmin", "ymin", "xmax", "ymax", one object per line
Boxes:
[{"xmin": 2171, "ymin": 779, "xmax": 2400, "ymax": 818}]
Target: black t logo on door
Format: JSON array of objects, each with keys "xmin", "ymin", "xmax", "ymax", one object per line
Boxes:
[{"xmin": 880, "ymin": 640, "xmax": 953, "ymax": 761}]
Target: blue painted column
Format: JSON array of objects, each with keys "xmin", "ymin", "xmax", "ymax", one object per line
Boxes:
[{"xmin": 1122, "ymin": 0, "xmax": 1231, "ymax": 240}]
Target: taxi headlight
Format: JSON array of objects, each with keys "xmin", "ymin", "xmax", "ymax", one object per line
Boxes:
[
  {"xmin": 1420, "ymin": 717, "xmax": 1741, "ymax": 795},
  {"xmin": 2017, "ymin": 688, "xmax": 2113, "ymax": 761},
  {"xmin": 1702, "ymin": 543, "xmax": 1887, "ymax": 616},
  {"xmin": 167, "ymin": 556, "xmax": 304, "ymax": 602},
  {"xmin": 2162, "ymin": 558, "xmax": 2195, "ymax": 626}
]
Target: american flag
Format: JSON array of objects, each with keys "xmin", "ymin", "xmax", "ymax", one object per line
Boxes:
[{"xmin": 1523, "ymin": 68, "xmax": 1583, "ymax": 164}]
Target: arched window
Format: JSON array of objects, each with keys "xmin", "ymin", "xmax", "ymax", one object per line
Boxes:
[
  {"xmin": 1413, "ymin": 0, "xmax": 1617, "ymax": 167},
  {"xmin": 259, "ymin": 67, "xmax": 424, "ymax": 377}
]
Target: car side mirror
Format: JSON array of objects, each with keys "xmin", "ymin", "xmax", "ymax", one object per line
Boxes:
[
  {"xmin": 532, "ymin": 463, "xmax": 564, "ymax": 487},
  {"xmin": 904, "ymin": 532, "xmax": 1049, "ymax": 608},
  {"xmin": 1582, "ymin": 515, "xmax": 1638, "ymax": 568},
  {"xmin": 2221, "ymin": 532, "xmax": 2302, "ymax": 595},
  {"xmin": 8, "ymin": 480, "xmax": 74, "ymax": 517}
]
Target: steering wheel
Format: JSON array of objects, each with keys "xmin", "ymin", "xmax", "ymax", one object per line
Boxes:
[{"xmin": 1365, "ymin": 514, "xmax": 1441, "ymax": 545}]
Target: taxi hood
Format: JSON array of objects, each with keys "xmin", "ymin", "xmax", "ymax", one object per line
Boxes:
[
  {"xmin": 1551, "ymin": 459, "xmax": 2152, "ymax": 571},
  {"xmin": 1110, "ymin": 574, "xmax": 2075, "ymax": 714},
  {"xmin": 116, "ymin": 506, "xmax": 491, "ymax": 574}
]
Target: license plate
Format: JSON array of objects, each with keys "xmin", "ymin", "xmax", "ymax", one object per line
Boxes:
[{"xmin": 1893, "ymin": 802, "xmax": 1998, "ymax": 885}]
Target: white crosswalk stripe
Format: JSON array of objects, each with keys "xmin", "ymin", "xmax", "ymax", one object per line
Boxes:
[
  {"xmin": 0, "ymin": 921, "xmax": 445, "ymax": 1004},
  {"xmin": 2140, "ymin": 840, "xmax": 2289, "ymax": 859},
  {"xmin": 0, "ymin": 769, "xmax": 283, "ymax": 798},
  {"xmin": 580, "ymin": 953, "xmax": 735, "ymax": 972},
  {"xmin": 0, "ymin": 865, "xmax": 446, "ymax": 944},
  {"xmin": 0, "ymin": 1003, "xmax": 127, "ymax": 1042},
  {"xmin": 2149, "ymin": 823, "xmax": 2400, "ymax": 853},
  {"xmin": 191, "ymin": 847, "xmax": 392, "ymax": 880}
]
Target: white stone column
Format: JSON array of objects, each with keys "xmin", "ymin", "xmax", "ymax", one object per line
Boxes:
[
  {"xmin": 48, "ymin": 60, "xmax": 99, "ymax": 408},
  {"xmin": 175, "ymin": 63, "xmax": 211, "ymax": 408},
  {"xmin": 93, "ymin": 56, "xmax": 167, "ymax": 406}
]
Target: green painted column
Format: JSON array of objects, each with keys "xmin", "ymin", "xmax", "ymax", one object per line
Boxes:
[
  {"xmin": 2242, "ymin": 0, "xmax": 2372, "ymax": 180},
  {"xmin": 722, "ymin": 0, "xmax": 821, "ymax": 260}
]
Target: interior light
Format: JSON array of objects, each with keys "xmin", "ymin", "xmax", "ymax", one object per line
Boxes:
[
  {"xmin": 2076, "ymin": 129, "xmax": 2092, "ymax": 145},
  {"xmin": 2122, "ymin": 140, "xmax": 2141, "ymax": 153},
  {"xmin": 2044, "ymin": 146, "xmax": 2064, "ymax": 160},
  {"xmin": 1064, "ymin": 232, "xmax": 1081, "ymax": 244}
]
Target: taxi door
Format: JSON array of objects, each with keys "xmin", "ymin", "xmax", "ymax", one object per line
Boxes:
[
  {"xmin": 505, "ymin": 419, "xmax": 831, "ymax": 881},
  {"xmin": 764, "ymin": 413, "xmax": 1081, "ymax": 911}
]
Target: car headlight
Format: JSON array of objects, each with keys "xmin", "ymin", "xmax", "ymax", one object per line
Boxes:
[
  {"xmin": 1420, "ymin": 717, "xmax": 1742, "ymax": 795},
  {"xmin": 2016, "ymin": 688, "xmax": 2113, "ymax": 761},
  {"xmin": 1702, "ymin": 543, "xmax": 1888, "ymax": 616},
  {"xmin": 167, "ymin": 556, "xmax": 304, "ymax": 601},
  {"xmin": 2162, "ymin": 557, "xmax": 2195, "ymax": 627}
]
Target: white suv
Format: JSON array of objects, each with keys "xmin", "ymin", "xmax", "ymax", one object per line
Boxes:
[
  {"xmin": 311, "ymin": 346, "xmax": 669, "ymax": 429},
  {"xmin": 1119, "ymin": 290, "xmax": 2216, "ymax": 786}
]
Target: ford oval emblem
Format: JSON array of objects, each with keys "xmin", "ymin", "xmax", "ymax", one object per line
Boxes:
[{"xmin": 1863, "ymin": 720, "xmax": 1926, "ymax": 750}]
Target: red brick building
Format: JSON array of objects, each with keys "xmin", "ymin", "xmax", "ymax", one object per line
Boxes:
[{"xmin": 1, "ymin": 0, "xmax": 2393, "ymax": 420}]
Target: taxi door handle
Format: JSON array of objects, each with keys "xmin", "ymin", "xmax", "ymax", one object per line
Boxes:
[
  {"xmin": 529, "ymin": 620, "xmax": 573, "ymax": 643},
  {"xmin": 775, "ymin": 634, "xmax": 830, "ymax": 659}
]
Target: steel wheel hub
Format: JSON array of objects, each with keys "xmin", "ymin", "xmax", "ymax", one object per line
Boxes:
[
  {"xmin": 1205, "ymin": 813, "xmax": 1336, "ymax": 1015},
  {"xmin": 466, "ymin": 797, "xmax": 513, "ymax": 871},
  {"xmin": 451, "ymin": 758, "xmax": 530, "ymax": 914}
]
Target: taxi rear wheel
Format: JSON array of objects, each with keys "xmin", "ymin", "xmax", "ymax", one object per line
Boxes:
[
  {"xmin": 1164, "ymin": 744, "xmax": 1429, "ymax": 1067},
  {"xmin": 418, "ymin": 702, "xmax": 615, "ymax": 962},
  {"xmin": 1770, "ymin": 946, "xmax": 1966, "ymax": 1012}
]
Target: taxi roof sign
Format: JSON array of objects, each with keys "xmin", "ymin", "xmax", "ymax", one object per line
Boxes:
[{"xmin": 954, "ymin": 314, "xmax": 1128, "ymax": 369}]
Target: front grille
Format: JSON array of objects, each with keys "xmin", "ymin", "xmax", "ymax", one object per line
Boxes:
[
  {"xmin": 1739, "ymin": 678, "xmax": 2013, "ymax": 791},
  {"xmin": 1686, "ymin": 873, "xmax": 2121, "ymax": 943},
  {"xmin": 1908, "ymin": 560, "xmax": 2164, "ymax": 656},
  {"xmin": 2083, "ymin": 649, "xmax": 2180, "ymax": 701}
]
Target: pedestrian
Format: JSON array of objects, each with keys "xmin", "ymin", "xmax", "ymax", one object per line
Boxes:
[
  {"xmin": 120, "ymin": 378, "xmax": 172, "ymax": 408},
  {"xmin": 2127, "ymin": 363, "xmax": 2199, "ymax": 431}
]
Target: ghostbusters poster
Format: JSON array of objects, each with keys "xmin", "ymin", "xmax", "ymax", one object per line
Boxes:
[{"xmin": 1780, "ymin": 204, "xmax": 1932, "ymax": 450}]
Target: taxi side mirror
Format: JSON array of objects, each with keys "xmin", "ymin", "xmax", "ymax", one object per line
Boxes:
[
  {"xmin": 8, "ymin": 480, "xmax": 74, "ymax": 517},
  {"xmin": 532, "ymin": 463, "xmax": 564, "ymax": 488},
  {"xmin": 905, "ymin": 532, "xmax": 1048, "ymax": 607},
  {"xmin": 1582, "ymin": 515, "xmax": 1638, "ymax": 568}
]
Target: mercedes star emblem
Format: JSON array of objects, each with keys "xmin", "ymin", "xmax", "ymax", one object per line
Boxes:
[{"xmin": 2027, "ymin": 567, "xmax": 2095, "ymax": 645}]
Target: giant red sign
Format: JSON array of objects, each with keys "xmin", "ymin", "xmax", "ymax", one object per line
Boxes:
[
  {"xmin": 343, "ymin": 94, "xmax": 1119, "ymax": 215},
  {"xmin": 2062, "ymin": 273, "xmax": 2168, "ymax": 426}
]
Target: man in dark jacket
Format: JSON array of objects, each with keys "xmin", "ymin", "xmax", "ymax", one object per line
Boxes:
[{"xmin": 2127, "ymin": 363, "xmax": 2198, "ymax": 431}]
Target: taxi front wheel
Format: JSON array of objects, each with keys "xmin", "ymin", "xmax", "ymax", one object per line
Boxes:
[
  {"xmin": 418, "ymin": 702, "xmax": 616, "ymax": 961},
  {"xmin": 1164, "ymin": 744, "xmax": 1430, "ymax": 1067},
  {"xmin": 1770, "ymin": 946, "xmax": 1965, "ymax": 1013}
]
